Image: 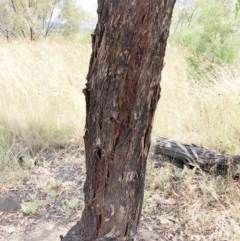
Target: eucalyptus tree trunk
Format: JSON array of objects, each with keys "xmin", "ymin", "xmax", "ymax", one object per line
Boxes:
[{"xmin": 62, "ymin": 0, "xmax": 176, "ymax": 240}]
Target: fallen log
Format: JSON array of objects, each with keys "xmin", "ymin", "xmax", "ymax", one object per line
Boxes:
[{"xmin": 153, "ymin": 137, "xmax": 240, "ymax": 177}]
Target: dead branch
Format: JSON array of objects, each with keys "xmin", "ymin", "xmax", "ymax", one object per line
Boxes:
[{"xmin": 153, "ymin": 137, "xmax": 240, "ymax": 177}]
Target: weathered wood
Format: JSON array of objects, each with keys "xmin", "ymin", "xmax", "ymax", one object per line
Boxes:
[
  {"xmin": 153, "ymin": 137, "xmax": 240, "ymax": 176},
  {"xmin": 61, "ymin": 1, "xmax": 176, "ymax": 241}
]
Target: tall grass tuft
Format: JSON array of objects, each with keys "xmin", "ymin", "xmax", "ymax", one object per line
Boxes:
[
  {"xmin": 0, "ymin": 36, "xmax": 91, "ymax": 167},
  {"xmin": 154, "ymin": 45, "xmax": 240, "ymax": 154},
  {"xmin": 0, "ymin": 37, "xmax": 239, "ymax": 168}
]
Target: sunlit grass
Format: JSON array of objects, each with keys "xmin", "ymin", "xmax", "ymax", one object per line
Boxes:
[
  {"xmin": 144, "ymin": 162, "xmax": 240, "ymax": 240},
  {"xmin": 0, "ymin": 35, "xmax": 91, "ymax": 167},
  {"xmin": 154, "ymin": 45, "xmax": 240, "ymax": 153},
  {"xmin": 0, "ymin": 36, "xmax": 239, "ymax": 168},
  {"xmin": 0, "ymin": 33, "xmax": 240, "ymax": 241}
]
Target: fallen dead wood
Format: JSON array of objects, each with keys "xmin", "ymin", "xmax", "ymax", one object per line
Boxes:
[{"xmin": 153, "ymin": 137, "xmax": 240, "ymax": 177}]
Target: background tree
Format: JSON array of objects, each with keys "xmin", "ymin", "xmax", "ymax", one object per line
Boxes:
[
  {"xmin": 62, "ymin": 0, "xmax": 176, "ymax": 240},
  {"xmin": 171, "ymin": 0, "xmax": 240, "ymax": 76},
  {"xmin": 0, "ymin": 0, "xmax": 85, "ymax": 41},
  {"xmin": 58, "ymin": 0, "xmax": 85, "ymax": 37}
]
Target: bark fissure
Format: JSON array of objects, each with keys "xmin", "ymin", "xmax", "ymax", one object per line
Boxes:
[{"xmin": 62, "ymin": 0, "xmax": 176, "ymax": 240}]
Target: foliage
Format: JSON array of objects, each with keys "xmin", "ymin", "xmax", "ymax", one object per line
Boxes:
[
  {"xmin": 51, "ymin": 179, "xmax": 62, "ymax": 189},
  {"xmin": 66, "ymin": 197, "xmax": 79, "ymax": 209},
  {"xmin": 154, "ymin": 46, "xmax": 240, "ymax": 154},
  {"xmin": 171, "ymin": 0, "xmax": 240, "ymax": 75},
  {"xmin": 60, "ymin": 198, "xmax": 79, "ymax": 213},
  {"xmin": 0, "ymin": 0, "xmax": 86, "ymax": 41},
  {"xmin": 20, "ymin": 193, "xmax": 44, "ymax": 215},
  {"xmin": 58, "ymin": 0, "xmax": 87, "ymax": 37}
]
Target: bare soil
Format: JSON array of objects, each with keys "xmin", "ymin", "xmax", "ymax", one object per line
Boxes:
[{"xmin": 0, "ymin": 145, "xmax": 186, "ymax": 241}]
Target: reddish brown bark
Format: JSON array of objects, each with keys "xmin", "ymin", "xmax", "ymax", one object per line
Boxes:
[{"xmin": 62, "ymin": 0, "xmax": 176, "ymax": 240}]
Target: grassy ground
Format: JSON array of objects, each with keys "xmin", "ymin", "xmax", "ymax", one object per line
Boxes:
[
  {"xmin": 1, "ymin": 35, "xmax": 239, "ymax": 169},
  {"xmin": 0, "ymin": 34, "xmax": 240, "ymax": 240},
  {"xmin": 0, "ymin": 35, "xmax": 90, "ymax": 168},
  {"xmin": 155, "ymin": 47, "xmax": 240, "ymax": 153},
  {"xmin": 1, "ymin": 148, "xmax": 240, "ymax": 241},
  {"xmin": 144, "ymin": 161, "xmax": 240, "ymax": 241}
]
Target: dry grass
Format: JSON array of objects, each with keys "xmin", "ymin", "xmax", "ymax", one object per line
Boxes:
[
  {"xmin": 0, "ymin": 35, "xmax": 240, "ymax": 240},
  {"xmin": 0, "ymin": 35, "xmax": 91, "ymax": 167},
  {"xmin": 0, "ymin": 36, "xmax": 240, "ymax": 164},
  {"xmin": 144, "ymin": 162, "xmax": 240, "ymax": 240},
  {"xmin": 154, "ymin": 45, "xmax": 240, "ymax": 154}
]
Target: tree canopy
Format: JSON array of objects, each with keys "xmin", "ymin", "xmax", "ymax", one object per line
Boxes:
[
  {"xmin": 0, "ymin": 0, "xmax": 85, "ymax": 41},
  {"xmin": 172, "ymin": 0, "xmax": 240, "ymax": 75}
]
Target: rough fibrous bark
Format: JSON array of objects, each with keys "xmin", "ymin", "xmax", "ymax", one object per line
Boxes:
[{"xmin": 62, "ymin": 1, "xmax": 176, "ymax": 240}]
